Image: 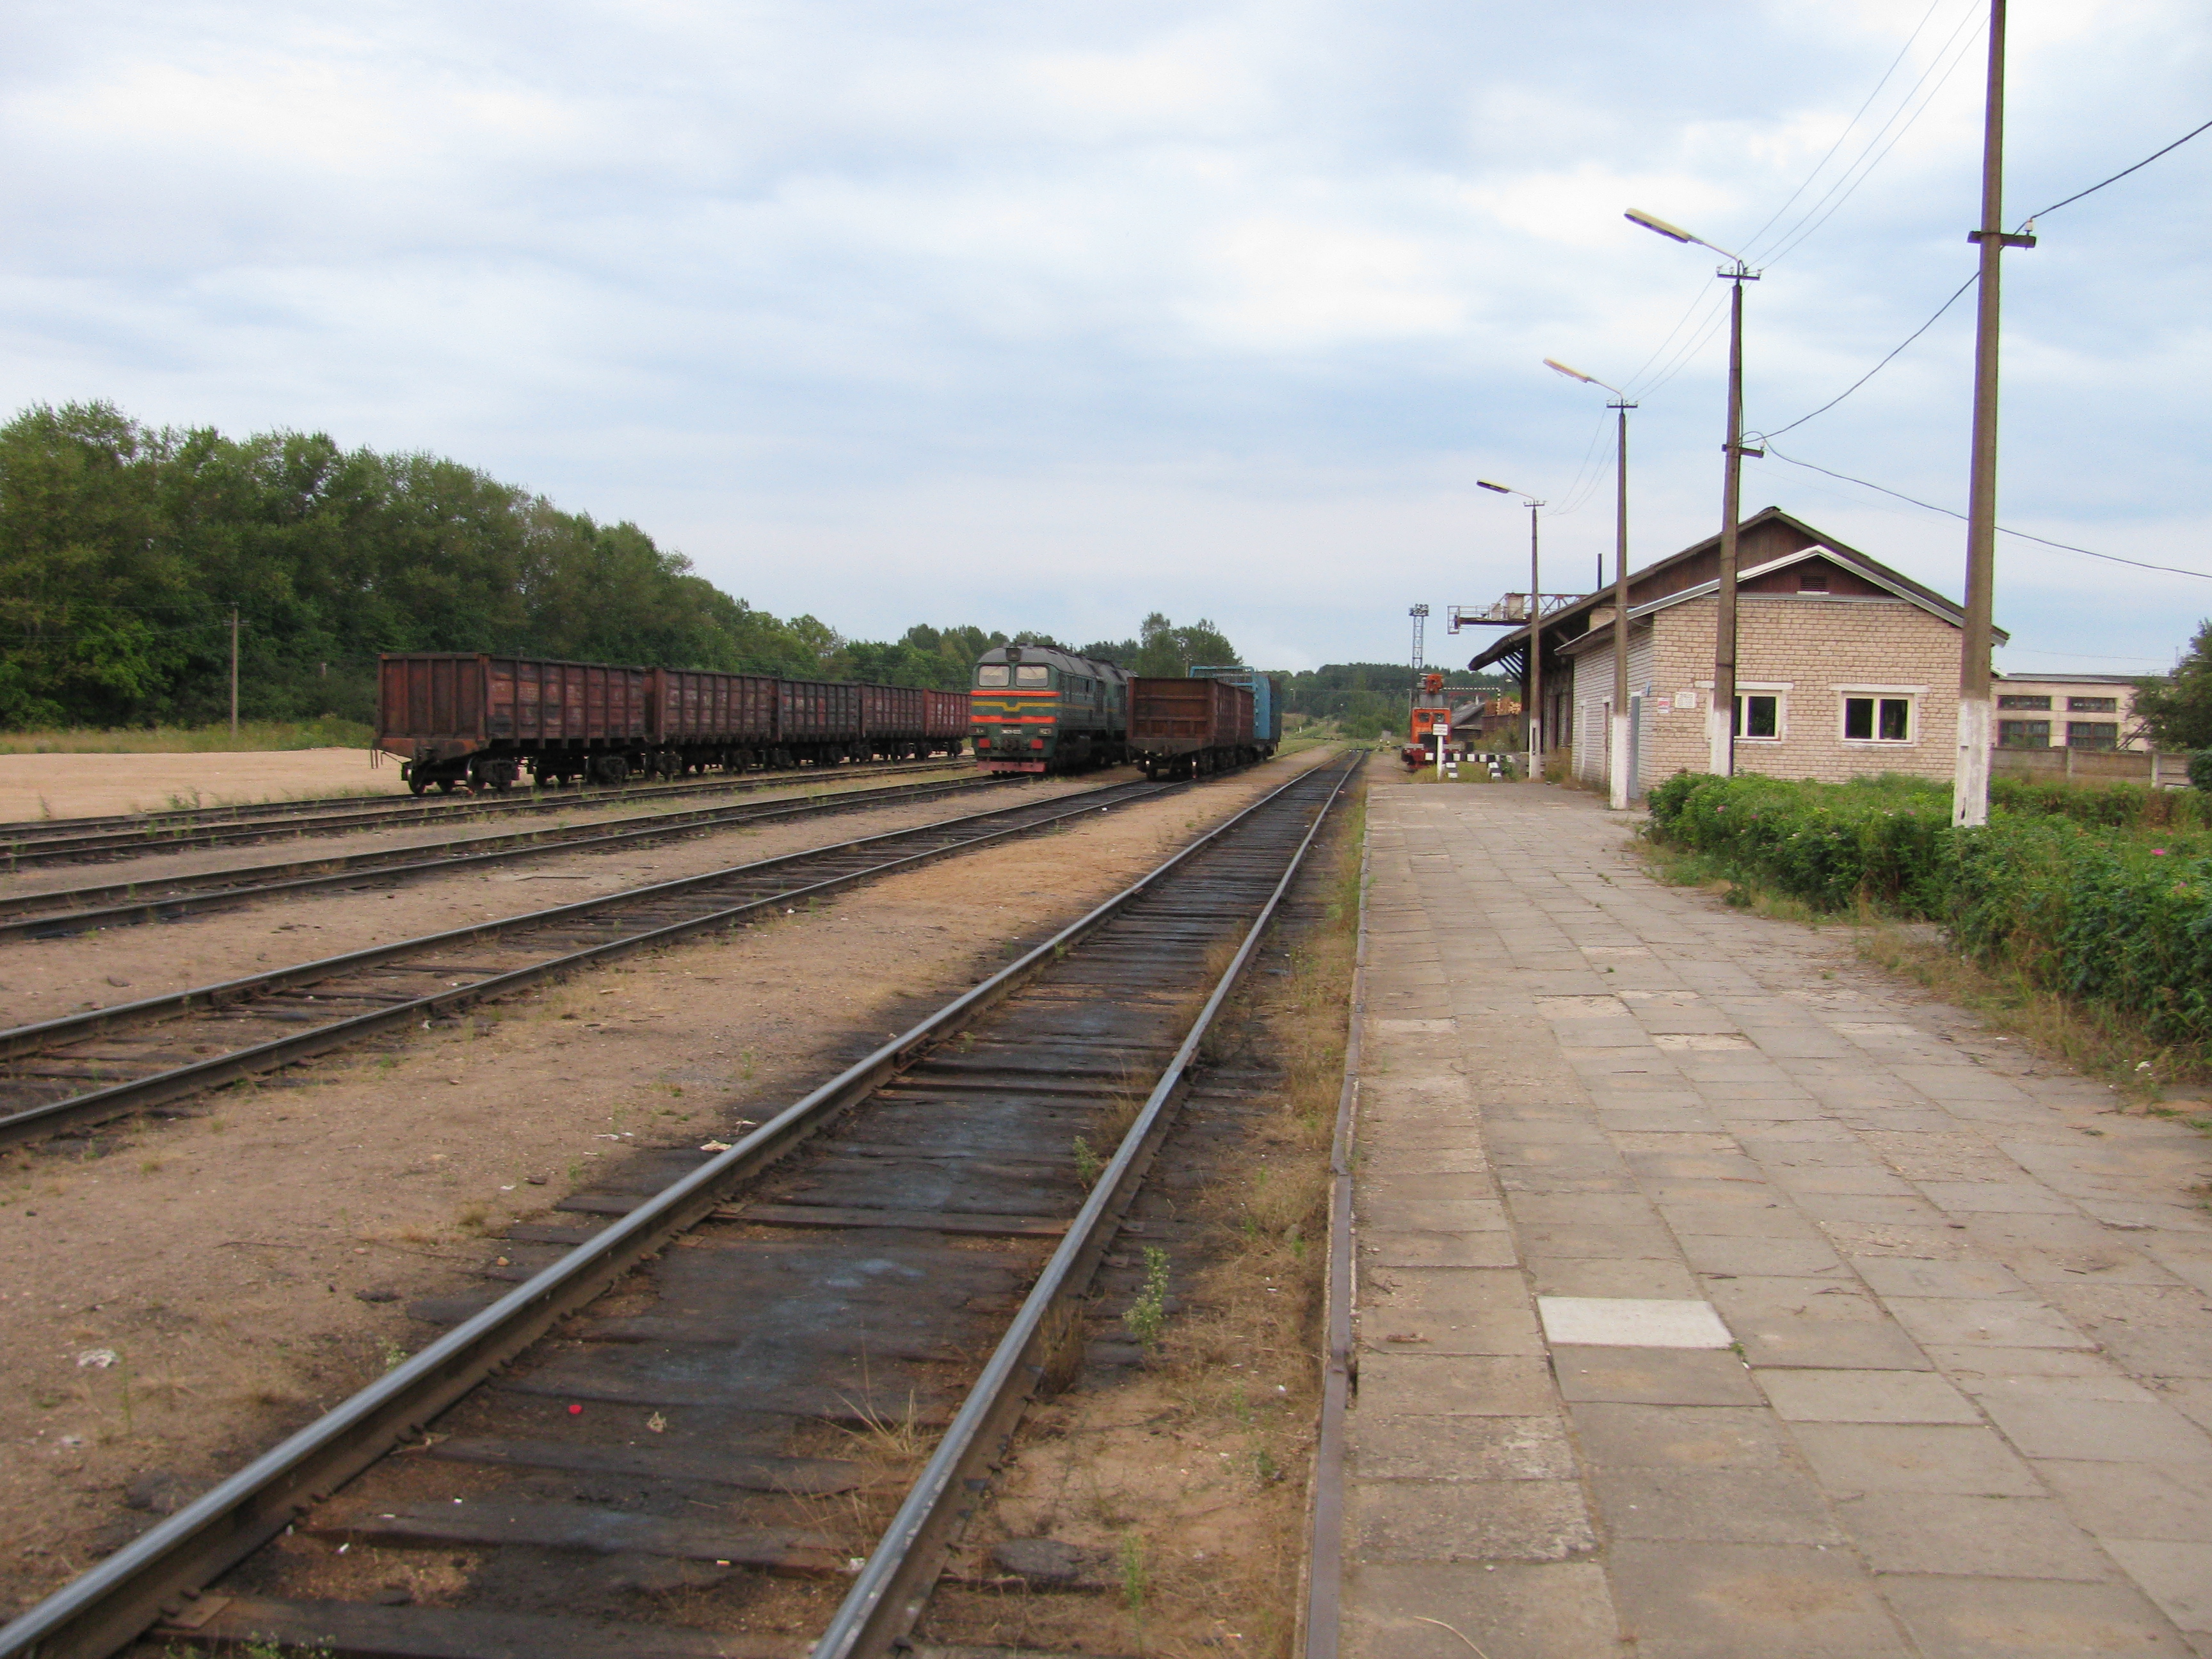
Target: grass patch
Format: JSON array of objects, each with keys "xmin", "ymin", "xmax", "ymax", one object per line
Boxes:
[{"xmin": 0, "ymin": 717, "xmax": 375, "ymax": 754}]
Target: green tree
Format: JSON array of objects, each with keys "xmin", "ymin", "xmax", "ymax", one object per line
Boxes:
[{"xmin": 2135, "ymin": 622, "xmax": 2212, "ymax": 752}]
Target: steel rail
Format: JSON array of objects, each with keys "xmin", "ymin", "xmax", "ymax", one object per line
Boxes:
[
  {"xmin": 0, "ymin": 759, "xmax": 974, "ymax": 864},
  {"xmin": 0, "ymin": 751, "xmax": 1349, "ymax": 1659},
  {"xmin": 812, "ymin": 751, "xmax": 1358, "ymax": 1659},
  {"xmin": 0, "ymin": 771, "xmax": 1013, "ymax": 939},
  {"xmin": 0, "ymin": 778, "xmax": 1171, "ymax": 1149}
]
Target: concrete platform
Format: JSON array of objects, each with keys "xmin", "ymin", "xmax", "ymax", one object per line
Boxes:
[{"xmin": 1332, "ymin": 769, "xmax": 2212, "ymax": 1658}]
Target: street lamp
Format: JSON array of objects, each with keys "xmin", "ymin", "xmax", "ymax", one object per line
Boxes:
[
  {"xmin": 1547, "ymin": 358, "xmax": 1637, "ymax": 810},
  {"xmin": 1478, "ymin": 480, "xmax": 1546, "ymax": 784},
  {"xmin": 1626, "ymin": 207, "xmax": 1762, "ymax": 777}
]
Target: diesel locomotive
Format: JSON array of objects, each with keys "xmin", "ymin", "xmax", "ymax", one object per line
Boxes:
[{"xmin": 970, "ymin": 644, "xmax": 1131, "ymax": 774}]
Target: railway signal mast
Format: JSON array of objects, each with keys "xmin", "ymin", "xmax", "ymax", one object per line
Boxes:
[{"xmin": 1407, "ymin": 605, "xmax": 1429, "ymax": 714}]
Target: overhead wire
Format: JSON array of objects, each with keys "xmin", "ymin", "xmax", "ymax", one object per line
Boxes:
[
  {"xmin": 1738, "ymin": 0, "xmax": 1952, "ymax": 260},
  {"xmin": 1759, "ymin": 3, "xmax": 1989, "ymax": 267},
  {"xmin": 1763, "ymin": 442, "xmax": 2212, "ymax": 580}
]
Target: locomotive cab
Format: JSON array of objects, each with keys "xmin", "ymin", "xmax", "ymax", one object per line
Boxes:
[{"xmin": 970, "ymin": 644, "xmax": 1128, "ymax": 774}]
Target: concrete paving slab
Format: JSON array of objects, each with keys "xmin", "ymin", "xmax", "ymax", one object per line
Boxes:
[
  {"xmin": 1588, "ymin": 1466, "xmax": 1844, "ymax": 1544},
  {"xmin": 1351, "ymin": 1415, "xmax": 1576, "ymax": 1482},
  {"xmin": 1883, "ymin": 1295, "xmax": 2095, "ymax": 1350},
  {"xmin": 1756, "ymin": 1368, "xmax": 1980, "ymax": 1423},
  {"xmin": 1355, "ymin": 1353, "xmax": 1559, "ymax": 1417},
  {"xmin": 1342, "ymin": 1562, "xmax": 1626, "ymax": 1659},
  {"xmin": 2033, "ymin": 1459, "xmax": 2212, "ymax": 1541},
  {"xmin": 1787, "ymin": 1421, "xmax": 2042, "ymax": 1495},
  {"xmin": 1525, "ymin": 1258, "xmax": 1702, "ymax": 1299},
  {"xmin": 1601, "ymin": 1541, "xmax": 1911, "ymax": 1657},
  {"xmin": 1551, "ymin": 1347, "xmax": 1763, "ymax": 1406},
  {"xmin": 1834, "ymin": 1492, "xmax": 2114, "ymax": 1578},
  {"xmin": 1347, "ymin": 1478, "xmax": 1596, "ymax": 1562},
  {"xmin": 1879, "ymin": 1575, "xmax": 2199, "ymax": 1656},
  {"xmin": 1565, "ymin": 1402, "xmax": 1795, "ymax": 1471},
  {"xmin": 2099, "ymin": 1541, "xmax": 2212, "ymax": 1633}
]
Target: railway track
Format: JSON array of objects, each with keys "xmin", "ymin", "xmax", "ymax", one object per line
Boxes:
[
  {"xmin": 0, "ymin": 748, "xmax": 1355, "ymax": 1659},
  {"xmin": 0, "ymin": 773, "xmax": 1180, "ymax": 1151},
  {"xmin": 0, "ymin": 771, "xmax": 1018, "ymax": 940},
  {"xmin": 0, "ymin": 760, "xmax": 974, "ymax": 868}
]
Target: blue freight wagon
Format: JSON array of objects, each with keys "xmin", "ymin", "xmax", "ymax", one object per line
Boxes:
[{"xmin": 1189, "ymin": 665, "xmax": 1281, "ymax": 754}]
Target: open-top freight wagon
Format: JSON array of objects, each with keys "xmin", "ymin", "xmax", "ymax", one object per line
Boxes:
[
  {"xmin": 378, "ymin": 653, "xmax": 968, "ymax": 794},
  {"xmin": 1128, "ymin": 675, "xmax": 1258, "ymax": 780}
]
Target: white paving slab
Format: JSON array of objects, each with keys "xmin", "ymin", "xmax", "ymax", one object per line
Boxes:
[{"xmin": 1537, "ymin": 1295, "xmax": 1735, "ymax": 1349}]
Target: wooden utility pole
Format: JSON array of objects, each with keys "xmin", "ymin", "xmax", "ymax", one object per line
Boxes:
[
  {"xmin": 229, "ymin": 608, "xmax": 239, "ymax": 737},
  {"xmin": 1954, "ymin": 0, "xmax": 2033, "ymax": 827},
  {"xmin": 1711, "ymin": 266, "xmax": 1758, "ymax": 776}
]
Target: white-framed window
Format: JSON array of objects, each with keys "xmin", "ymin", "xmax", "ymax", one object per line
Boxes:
[
  {"xmin": 975, "ymin": 664, "xmax": 1009, "ymax": 687},
  {"xmin": 1731, "ymin": 691, "xmax": 1785, "ymax": 741},
  {"xmin": 1014, "ymin": 664, "xmax": 1050, "ymax": 687},
  {"xmin": 1843, "ymin": 695, "xmax": 1914, "ymax": 742}
]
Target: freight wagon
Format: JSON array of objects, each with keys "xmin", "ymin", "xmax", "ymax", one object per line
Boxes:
[
  {"xmin": 970, "ymin": 643, "xmax": 1130, "ymax": 774},
  {"xmin": 645, "ymin": 668, "xmax": 779, "ymax": 776},
  {"xmin": 380, "ymin": 653, "xmax": 968, "ymax": 792},
  {"xmin": 1189, "ymin": 664, "xmax": 1283, "ymax": 755},
  {"xmin": 378, "ymin": 653, "xmax": 653, "ymax": 793},
  {"xmin": 1128, "ymin": 676, "xmax": 1256, "ymax": 779}
]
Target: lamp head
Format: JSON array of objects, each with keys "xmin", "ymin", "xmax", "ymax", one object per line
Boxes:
[
  {"xmin": 1477, "ymin": 480, "xmax": 1511, "ymax": 494},
  {"xmin": 1544, "ymin": 358, "xmax": 1598, "ymax": 385},
  {"xmin": 1625, "ymin": 207, "xmax": 1696, "ymax": 244}
]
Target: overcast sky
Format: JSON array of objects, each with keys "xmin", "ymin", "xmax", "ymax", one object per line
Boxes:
[{"xmin": 3, "ymin": 1, "xmax": 2207, "ymax": 673}]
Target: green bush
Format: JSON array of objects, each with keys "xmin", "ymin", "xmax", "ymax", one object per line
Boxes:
[
  {"xmin": 1644, "ymin": 772, "xmax": 1953, "ymax": 914},
  {"xmin": 1953, "ymin": 816, "xmax": 2212, "ymax": 1048},
  {"xmin": 2191, "ymin": 751, "xmax": 2212, "ymax": 794},
  {"xmin": 1646, "ymin": 771, "xmax": 2212, "ymax": 1050}
]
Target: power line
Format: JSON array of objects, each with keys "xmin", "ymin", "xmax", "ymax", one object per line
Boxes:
[
  {"xmin": 1761, "ymin": 4, "xmax": 1989, "ymax": 268},
  {"xmin": 2019, "ymin": 115, "xmax": 2212, "ymax": 227},
  {"xmin": 1764, "ymin": 442, "xmax": 2212, "ymax": 579},
  {"xmin": 1751, "ymin": 118, "xmax": 2212, "ymax": 441},
  {"xmin": 1756, "ymin": 273, "xmax": 1979, "ymax": 441},
  {"xmin": 1740, "ymin": 0, "xmax": 1952, "ymax": 262}
]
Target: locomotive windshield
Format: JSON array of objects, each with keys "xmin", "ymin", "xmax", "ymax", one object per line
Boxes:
[
  {"xmin": 1014, "ymin": 666, "xmax": 1050, "ymax": 687},
  {"xmin": 975, "ymin": 665, "xmax": 1009, "ymax": 687}
]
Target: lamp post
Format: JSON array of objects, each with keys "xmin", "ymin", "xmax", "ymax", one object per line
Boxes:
[
  {"xmin": 1547, "ymin": 358, "xmax": 1637, "ymax": 810},
  {"xmin": 1478, "ymin": 481, "xmax": 1546, "ymax": 783},
  {"xmin": 1625, "ymin": 208, "xmax": 1761, "ymax": 777}
]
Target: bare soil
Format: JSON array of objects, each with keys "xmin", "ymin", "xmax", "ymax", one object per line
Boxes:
[
  {"xmin": 0, "ymin": 749, "xmax": 408, "ymax": 820},
  {"xmin": 0, "ymin": 751, "xmax": 1336, "ymax": 1621},
  {"xmin": 0, "ymin": 772, "xmax": 1086, "ymax": 1030}
]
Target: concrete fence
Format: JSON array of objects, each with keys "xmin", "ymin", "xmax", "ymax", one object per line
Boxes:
[{"xmin": 1992, "ymin": 746, "xmax": 2192, "ymax": 787}]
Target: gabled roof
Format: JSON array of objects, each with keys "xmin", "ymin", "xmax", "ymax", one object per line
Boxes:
[{"xmin": 1469, "ymin": 507, "xmax": 2003, "ymax": 671}]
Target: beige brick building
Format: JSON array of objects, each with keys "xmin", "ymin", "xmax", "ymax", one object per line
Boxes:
[{"xmin": 1467, "ymin": 509, "xmax": 2003, "ymax": 796}]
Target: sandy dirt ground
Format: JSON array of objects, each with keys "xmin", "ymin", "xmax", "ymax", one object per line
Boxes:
[
  {"xmin": 0, "ymin": 749, "xmax": 410, "ymax": 821},
  {"xmin": 0, "ymin": 773, "xmax": 1082, "ymax": 1030},
  {"xmin": 0, "ymin": 749, "xmax": 1335, "ymax": 1619},
  {"xmin": 0, "ymin": 764, "xmax": 977, "ymax": 903}
]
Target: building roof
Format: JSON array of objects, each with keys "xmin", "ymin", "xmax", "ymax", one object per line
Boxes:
[{"xmin": 1467, "ymin": 507, "xmax": 2005, "ymax": 672}]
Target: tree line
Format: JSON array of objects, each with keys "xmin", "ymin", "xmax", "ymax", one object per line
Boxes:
[{"xmin": 0, "ymin": 403, "xmax": 1244, "ymax": 730}]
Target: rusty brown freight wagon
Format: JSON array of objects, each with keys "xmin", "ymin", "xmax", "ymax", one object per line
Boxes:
[
  {"xmin": 774, "ymin": 679, "xmax": 865, "ymax": 767},
  {"xmin": 923, "ymin": 689, "xmax": 968, "ymax": 757},
  {"xmin": 1128, "ymin": 676, "xmax": 1255, "ymax": 780},
  {"xmin": 858, "ymin": 684, "xmax": 927, "ymax": 759},
  {"xmin": 377, "ymin": 653, "xmax": 650, "ymax": 794},
  {"xmin": 646, "ymin": 668, "xmax": 779, "ymax": 776}
]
